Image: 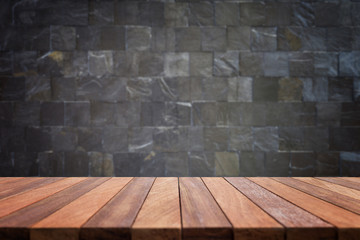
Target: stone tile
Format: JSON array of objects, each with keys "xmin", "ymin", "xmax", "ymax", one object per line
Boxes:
[
  {"xmin": 229, "ymin": 103, "xmax": 267, "ymax": 127},
  {"xmin": 315, "ymin": 152, "xmax": 340, "ymax": 176},
  {"xmin": 203, "ymin": 78, "xmax": 229, "ymax": 101},
  {"xmin": 128, "ymin": 127, "xmax": 153, "ymax": 153},
  {"xmin": 289, "ymin": 52, "xmax": 314, "ymax": 77},
  {"xmin": 13, "ymin": 51, "xmax": 37, "ymax": 77},
  {"xmin": 115, "ymin": 1, "xmax": 138, "ymax": 25},
  {"xmin": 139, "ymin": 52, "xmax": 164, "ymax": 77},
  {"xmin": 216, "ymin": 102, "xmax": 229, "ymax": 126},
  {"xmin": 314, "ymin": 53, "xmax": 338, "ymax": 77},
  {"xmin": 265, "ymin": 152, "xmax": 290, "ymax": 177},
  {"xmin": 291, "ymin": 152, "xmax": 316, "ymax": 177},
  {"xmin": 150, "ymin": 27, "xmax": 166, "ymax": 51},
  {"xmin": 103, "ymin": 153, "xmax": 114, "ymax": 177},
  {"xmin": 353, "ymin": 28, "xmax": 360, "ymax": 50},
  {"xmin": 113, "ymin": 153, "xmax": 141, "ymax": 177},
  {"xmin": 265, "ymin": 3, "xmax": 291, "ymax": 26},
  {"xmin": 25, "ymin": 75, "xmax": 51, "ymax": 101},
  {"xmin": 38, "ymin": 152, "xmax": 64, "ymax": 177},
  {"xmin": 327, "ymin": 28, "xmax": 352, "ymax": 51},
  {"xmin": 204, "ymin": 127, "xmax": 228, "ymax": 151},
  {"xmin": 188, "ymin": 127, "xmax": 204, "ymax": 152},
  {"xmin": 51, "ymin": 26, "xmax": 76, "ymax": 51},
  {"xmin": 64, "ymin": 151, "xmax": 89, "ymax": 177},
  {"xmin": 189, "ymin": 2, "xmax": 214, "ymax": 26},
  {"xmin": 126, "ymin": 27, "xmax": 151, "ymax": 51},
  {"xmin": 253, "ymin": 77, "xmax": 279, "ymax": 102},
  {"xmin": 317, "ymin": 103, "xmax": 341, "ymax": 127},
  {"xmin": 89, "ymin": 152, "xmax": 104, "ymax": 177},
  {"xmin": 215, "ymin": 152, "xmax": 239, "ymax": 177},
  {"xmin": 40, "ymin": 102, "xmax": 64, "ymax": 126},
  {"xmin": 215, "ymin": 2, "xmax": 239, "ymax": 26},
  {"xmin": 214, "ymin": 51, "xmax": 239, "ymax": 77},
  {"xmin": 302, "ymin": 77, "xmax": 328, "ymax": 102},
  {"xmin": 77, "ymin": 127, "xmax": 103, "ymax": 152},
  {"xmin": 0, "ymin": 77, "xmax": 26, "ymax": 101},
  {"xmin": 339, "ymin": 52, "xmax": 360, "ymax": 77},
  {"xmin": 190, "ymin": 52, "xmax": 213, "ymax": 77},
  {"xmin": 279, "ymin": 77, "xmax": 303, "ymax": 102},
  {"xmin": 192, "ymin": 102, "xmax": 217, "ymax": 126},
  {"xmin": 0, "ymin": 102, "xmax": 12, "ymax": 127},
  {"xmin": 126, "ymin": 78, "xmax": 153, "ymax": 102},
  {"xmin": 201, "ymin": 27, "xmax": 226, "ymax": 51},
  {"xmin": 251, "ymin": 27, "xmax": 277, "ymax": 51},
  {"xmin": 164, "ymin": 53, "xmax": 189, "ymax": 77},
  {"xmin": 13, "ymin": 152, "xmax": 38, "ymax": 176},
  {"xmin": 0, "ymin": 51, "xmax": 12, "ymax": 75},
  {"xmin": 341, "ymin": 103, "xmax": 360, "ymax": 126},
  {"xmin": 263, "ymin": 52, "xmax": 289, "ymax": 77},
  {"xmin": 352, "ymin": 3, "xmax": 360, "ymax": 26},
  {"xmin": 253, "ymin": 127, "xmax": 279, "ymax": 152},
  {"xmin": 279, "ymin": 127, "xmax": 305, "ymax": 151},
  {"xmin": 291, "ymin": 2, "xmax": 315, "ymax": 27},
  {"xmin": 103, "ymin": 127, "xmax": 128, "ymax": 153},
  {"xmin": 239, "ymin": 52, "xmax": 263, "ymax": 76},
  {"xmin": 51, "ymin": 127, "xmax": 77, "ymax": 152},
  {"xmin": 91, "ymin": 102, "xmax": 118, "ymax": 127},
  {"xmin": 278, "ymin": 27, "xmax": 326, "ymax": 51},
  {"xmin": 88, "ymin": 51, "xmax": 113, "ymax": 78},
  {"xmin": 0, "ymin": 152, "xmax": 13, "ymax": 176},
  {"xmin": 113, "ymin": 51, "xmax": 138, "ymax": 77},
  {"xmin": 304, "ymin": 127, "xmax": 329, "ymax": 151},
  {"xmin": 340, "ymin": 152, "xmax": 360, "ymax": 177},
  {"xmin": 51, "ymin": 77, "xmax": 76, "ymax": 101},
  {"xmin": 355, "ymin": 78, "xmax": 360, "ymax": 102},
  {"xmin": 65, "ymin": 102, "xmax": 90, "ymax": 127},
  {"xmin": 165, "ymin": 2, "xmax": 189, "ymax": 27},
  {"xmin": 328, "ymin": 77, "xmax": 354, "ymax": 102},
  {"xmin": 26, "ymin": 127, "xmax": 52, "ymax": 152},
  {"xmin": 139, "ymin": 152, "xmax": 166, "ymax": 177},
  {"xmin": 228, "ymin": 77, "xmax": 252, "ymax": 102},
  {"xmin": 267, "ymin": 103, "xmax": 316, "ymax": 127},
  {"xmin": 330, "ymin": 128, "xmax": 360, "ymax": 151},
  {"xmin": 227, "ymin": 26, "xmax": 250, "ymax": 50},
  {"xmin": 164, "ymin": 152, "xmax": 189, "ymax": 177},
  {"xmin": 240, "ymin": 3, "xmax": 266, "ymax": 26},
  {"xmin": 240, "ymin": 151, "xmax": 265, "ymax": 177},
  {"xmin": 13, "ymin": 102, "xmax": 40, "ymax": 126},
  {"xmin": 153, "ymin": 127, "xmax": 188, "ymax": 152},
  {"xmin": 175, "ymin": 27, "xmax": 201, "ymax": 51},
  {"xmin": 0, "ymin": 126, "xmax": 26, "ymax": 152},
  {"xmin": 89, "ymin": 0, "xmax": 114, "ymax": 25},
  {"xmin": 189, "ymin": 152, "xmax": 214, "ymax": 176},
  {"xmin": 314, "ymin": 3, "xmax": 340, "ymax": 27},
  {"xmin": 76, "ymin": 26, "xmax": 125, "ymax": 50},
  {"xmin": 152, "ymin": 77, "xmax": 190, "ymax": 102},
  {"xmin": 229, "ymin": 127, "xmax": 253, "ymax": 151},
  {"xmin": 138, "ymin": 2, "xmax": 164, "ymax": 27}
]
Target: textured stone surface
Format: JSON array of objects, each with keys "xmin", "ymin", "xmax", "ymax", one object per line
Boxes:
[
  {"xmin": 214, "ymin": 52, "xmax": 239, "ymax": 77},
  {"xmin": 215, "ymin": 152, "xmax": 239, "ymax": 177},
  {"xmin": 291, "ymin": 153, "xmax": 316, "ymax": 176},
  {"xmin": 251, "ymin": 27, "xmax": 277, "ymax": 51},
  {"xmin": 240, "ymin": 152, "xmax": 265, "ymax": 177}
]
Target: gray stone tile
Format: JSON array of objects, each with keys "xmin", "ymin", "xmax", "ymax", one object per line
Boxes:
[
  {"xmin": 65, "ymin": 102, "xmax": 90, "ymax": 127},
  {"xmin": 278, "ymin": 77, "xmax": 303, "ymax": 102},
  {"xmin": 13, "ymin": 152, "xmax": 38, "ymax": 176},
  {"xmin": 103, "ymin": 127, "xmax": 128, "ymax": 153},
  {"xmin": 128, "ymin": 127, "xmax": 153, "ymax": 153},
  {"xmin": 278, "ymin": 27, "xmax": 326, "ymax": 51},
  {"xmin": 315, "ymin": 152, "xmax": 340, "ymax": 176},
  {"xmin": 165, "ymin": 2, "xmax": 189, "ymax": 27},
  {"xmin": 263, "ymin": 52, "xmax": 289, "ymax": 77},
  {"xmin": 189, "ymin": 2, "xmax": 214, "ymax": 26},
  {"xmin": 115, "ymin": 1, "xmax": 138, "ymax": 25},
  {"xmin": 291, "ymin": 152, "xmax": 316, "ymax": 177},
  {"xmin": 201, "ymin": 27, "xmax": 226, "ymax": 51},
  {"xmin": 327, "ymin": 27, "xmax": 352, "ymax": 51},
  {"xmin": 51, "ymin": 77, "xmax": 76, "ymax": 101},
  {"xmin": 126, "ymin": 27, "xmax": 151, "ymax": 51},
  {"xmin": 195, "ymin": 77, "xmax": 229, "ymax": 101},
  {"xmin": 40, "ymin": 102, "xmax": 64, "ymax": 126},
  {"xmin": 51, "ymin": 26, "xmax": 76, "ymax": 51},
  {"xmin": 341, "ymin": 103, "xmax": 360, "ymax": 127},
  {"xmin": 328, "ymin": 77, "xmax": 354, "ymax": 102},
  {"xmin": 64, "ymin": 151, "xmax": 89, "ymax": 177},
  {"xmin": 314, "ymin": 3, "xmax": 340, "ymax": 27},
  {"xmin": 302, "ymin": 77, "xmax": 328, "ymax": 102},
  {"xmin": 13, "ymin": 101, "xmax": 40, "ymax": 126},
  {"xmin": 354, "ymin": 78, "xmax": 360, "ymax": 102},
  {"xmin": 229, "ymin": 127, "xmax": 253, "ymax": 151},
  {"xmin": 189, "ymin": 152, "xmax": 214, "ymax": 176},
  {"xmin": 314, "ymin": 53, "xmax": 338, "ymax": 77},
  {"xmin": 0, "ymin": 77, "xmax": 26, "ymax": 101},
  {"xmin": 139, "ymin": 152, "xmax": 166, "ymax": 177},
  {"xmin": 0, "ymin": 153, "xmax": 13, "ymax": 176},
  {"xmin": 214, "ymin": 51, "xmax": 239, "ymax": 77},
  {"xmin": 253, "ymin": 77, "xmax": 279, "ymax": 102},
  {"xmin": 139, "ymin": 52, "xmax": 165, "ymax": 77},
  {"xmin": 215, "ymin": 2, "xmax": 239, "ymax": 26},
  {"xmin": 113, "ymin": 153, "xmax": 141, "ymax": 177},
  {"xmin": 192, "ymin": 102, "xmax": 217, "ymax": 126},
  {"xmin": 77, "ymin": 127, "xmax": 103, "ymax": 152},
  {"xmin": 151, "ymin": 28, "xmax": 167, "ymax": 52},
  {"xmin": 165, "ymin": 152, "xmax": 189, "ymax": 177},
  {"xmin": 227, "ymin": 26, "xmax": 250, "ymax": 50},
  {"xmin": 291, "ymin": 2, "xmax": 315, "ymax": 27},
  {"xmin": 13, "ymin": 51, "xmax": 37, "ymax": 76},
  {"xmin": 113, "ymin": 51, "xmax": 138, "ymax": 77},
  {"xmin": 190, "ymin": 52, "xmax": 213, "ymax": 77},
  {"xmin": 317, "ymin": 103, "xmax": 341, "ymax": 127},
  {"xmin": 253, "ymin": 127, "xmax": 279, "ymax": 152},
  {"xmin": 25, "ymin": 76, "xmax": 51, "ymax": 101},
  {"xmin": 153, "ymin": 127, "xmax": 188, "ymax": 152},
  {"xmin": 228, "ymin": 77, "xmax": 252, "ymax": 102},
  {"xmin": 26, "ymin": 127, "xmax": 52, "ymax": 152},
  {"xmin": 0, "ymin": 51, "xmax": 12, "ymax": 75},
  {"xmin": 265, "ymin": 3, "xmax": 291, "ymax": 26},
  {"xmin": 76, "ymin": 26, "xmax": 125, "ymax": 50},
  {"xmin": 330, "ymin": 128, "xmax": 360, "ymax": 151},
  {"xmin": 188, "ymin": 127, "xmax": 204, "ymax": 152},
  {"xmin": 339, "ymin": 52, "xmax": 360, "ymax": 77},
  {"xmin": 240, "ymin": 3, "xmax": 266, "ymax": 26},
  {"xmin": 164, "ymin": 53, "xmax": 189, "ymax": 77},
  {"xmin": 304, "ymin": 127, "xmax": 329, "ymax": 151},
  {"xmin": 38, "ymin": 152, "xmax": 64, "ymax": 177},
  {"xmin": 204, "ymin": 127, "xmax": 228, "ymax": 151},
  {"xmin": 0, "ymin": 126, "xmax": 25, "ymax": 152},
  {"xmin": 289, "ymin": 52, "xmax": 314, "ymax": 77},
  {"xmin": 175, "ymin": 27, "xmax": 201, "ymax": 51},
  {"xmin": 88, "ymin": 51, "xmax": 113, "ymax": 78},
  {"xmin": 239, "ymin": 52, "xmax": 263, "ymax": 76},
  {"xmin": 240, "ymin": 151, "xmax": 265, "ymax": 177},
  {"xmin": 265, "ymin": 152, "xmax": 290, "ymax": 177},
  {"xmin": 152, "ymin": 77, "xmax": 190, "ymax": 102},
  {"xmin": 340, "ymin": 152, "xmax": 360, "ymax": 177},
  {"xmin": 251, "ymin": 27, "xmax": 277, "ymax": 51},
  {"xmin": 215, "ymin": 152, "xmax": 239, "ymax": 177},
  {"xmin": 138, "ymin": 2, "xmax": 164, "ymax": 27},
  {"xmin": 51, "ymin": 127, "xmax": 77, "ymax": 152},
  {"xmin": 89, "ymin": 0, "xmax": 114, "ymax": 25},
  {"xmin": 279, "ymin": 127, "xmax": 305, "ymax": 151}
]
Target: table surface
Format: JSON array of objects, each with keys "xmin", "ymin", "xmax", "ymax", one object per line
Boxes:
[{"xmin": 0, "ymin": 177, "xmax": 359, "ymax": 240}]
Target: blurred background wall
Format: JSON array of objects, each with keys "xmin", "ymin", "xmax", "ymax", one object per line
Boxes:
[{"xmin": 0, "ymin": 0, "xmax": 359, "ymax": 177}]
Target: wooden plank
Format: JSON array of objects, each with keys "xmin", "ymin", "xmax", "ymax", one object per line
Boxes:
[
  {"xmin": 339, "ymin": 177, "xmax": 360, "ymax": 184},
  {"xmin": 0, "ymin": 178, "xmax": 25, "ymax": 184},
  {"xmin": 132, "ymin": 178, "xmax": 181, "ymax": 240},
  {"xmin": 316, "ymin": 177, "xmax": 360, "ymax": 191},
  {"xmin": 0, "ymin": 178, "xmax": 43, "ymax": 198},
  {"xmin": 80, "ymin": 177, "xmax": 155, "ymax": 240},
  {"xmin": 0, "ymin": 178, "xmax": 85, "ymax": 218},
  {"xmin": 295, "ymin": 177, "xmax": 360, "ymax": 200},
  {"xmin": 202, "ymin": 177, "xmax": 284, "ymax": 240},
  {"xmin": 30, "ymin": 177, "xmax": 132, "ymax": 240},
  {"xmin": 0, "ymin": 177, "xmax": 108, "ymax": 240},
  {"xmin": 250, "ymin": 177, "xmax": 360, "ymax": 240},
  {"xmin": 274, "ymin": 177, "xmax": 360, "ymax": 215},
  {"xmin": 180, "ymin": 177, "xmax": 232, "ymax": 240},
  {"xmin": 226, "ymin": 177, "xmax": 336, "ymax": 240}
]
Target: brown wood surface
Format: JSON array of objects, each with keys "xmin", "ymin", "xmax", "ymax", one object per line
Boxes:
[
  {"xmin": 80, "ymin": 177, "xmax": 155, "ymax": 240},
  {"xmin": 0, "ymin": 177, "xmax": 44, "ymax": 199},
  {"xmin": 250, "ymin": 177, "xmax": 360, "ymax": 240},
  {"xmin": 180, "ymin": 177, "xmax": 232, "ymax": 240},
  {"xmin": 226, "ymin": 177, "xmax": 336, "ymax": 240},
  {"xmin": 274, "ymin": 177, "xmax": 360, "ymax": 215},
  {"xmin": 0, "ymin": 177, "xmax": 25, "ymax": 184},
  {"xmin": 31, "ymin": 177, "xmax": 132, "ymax": 240},
  {"xmin": 132, "ymin": 177, "xmax": 181, "ymax": 240},
  {"xmin": 316, "ymin": 177, "xmax": 360, "ymax": 191},
  {"xmin": 202, "ymin": 177, "xmax": 284, "ymax": 240}
]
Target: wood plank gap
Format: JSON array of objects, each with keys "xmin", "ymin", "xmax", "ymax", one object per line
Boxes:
[
  {"xmin": 177, "ymin": 177, "xmax": 184, "ymax": 240},
  {"xmin": 315, "ymin": 177, "xmax": 360, "ymax": 191}
]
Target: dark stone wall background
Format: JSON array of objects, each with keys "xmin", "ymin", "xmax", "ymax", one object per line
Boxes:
[{"xmin": 0, "ymin": 0, "xmax": 359, "ymax": 177}]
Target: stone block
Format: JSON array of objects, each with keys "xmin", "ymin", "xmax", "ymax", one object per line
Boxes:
[
  {"xmin": 113, "ymin": 153, "xmax": 141, "ymax": 177},
  {"xmin": 0, "ymin": 126, "xmax": 26, "ymax": 152},
  {"xmin": 229, "ymin": 103, "xmax": 267, "ymax": 126},
  {"xmin": 267, "ymin": 103, "xmax": 316, "ymax": 127},
  {"xmin": 88, "ymin": 51, "xmax": 113, "ymax": 78},
  {"xmin": 240, "ymin": 3, "xmax": 266, "ymax": 26},
  {"xmin": 316, "ymin": 103, "xmax": 341, "ymax": 127},
  {"xmin": 113, "ymin": 51, "xmax": 138, "ymax": 77},
  {"xmin": 153, "ymin": 127, "xmax": 188, "ymax": 152},
  {"xmin": 278, "ymin": 27, "xmax": 326, "ymax": 51},
  {"xmin": 215, "ymin": 2, "xmax": 239, "ymax": 26},
  {"xmin": 214, "ymin": 51, "xmax": 239, "ymax": 77},
  {"xmin": 0, "ymin": 51, "xmax": 12, "ymax": 75},
  {"xmin": 165, "ymin": 2, "xmax": 189, "ymax": 27},
  {"xmin": 164, "ymin": 53, "xmax": 189, "ymax": 77},
  {"xmin": 138, "ymin": 52, "xmax": 164, "ymax": 77},
  {"xmin": 175, "ymin": 27, "xmax": 201, "ymax": 51},
  {"xmin": 139, "ymin": 152, "xmax": 166, "ymax": 177},
  {"xmin": 204, "ymin": 127, "xmax": 228, "ymax": 151},
  {"xmin": 314, "ymin": 53, "xmax": 338, "ymax": 77},
  {"xmin": 314, "ymin": 3, "xmax": 340, "ymax": 27},
  {"xmin": 341, "ymin": 103, "xmax": 360, "ymax": 126},
  {"xmin": 103, "ymin": 153, "xmax": 114, "ymax": 177},
  {"xmin": 0, "ymin": 152, "xmax": 13, "ymax": 176},
  {"xmin": 279, "ymin": 77, "xmax": 303, "ymax": 102},
  {"xmin": 51, "ymin": 127, "xmax": 77, "ymax": 152},
  {"xmin": 215, "ymin": 152, "xmax": 239, "ymax": 177},
  {"xmin": 253, "ymin": 77, "xmax": 278, "ymax": 102},
  {"xmin": 90, "ymin": 102, "xmax": 118, "ymax": 127},
  {"xmin": 189, "ymin": 52, "xmax": 213, "ymax": 77},
  {"xmin": 126, "ymin": 27, "xmax": 151, "ymax": 51},
  {"xmin": 239, "ymin": 52, "xmax": 263, "ymax": 76},
  {"xmin": 153, "ymin": 77, "xmax": 190, "ymax": 102},
  {"xmin": 0, "ymin": 102, "xmax": 12, "ymax": 127},
  {"xmin": 89, "ymin": 152, "xmax": 103, "ymax": 177},
  {"xmin": 51, "ymin": 26, "xmax": 76, "ymax": 51},
  {"xmin": 164, "ymin": 152, "xmax": 189, "ymax": 177},
  {"xmin": 265, "ymin": 3, "xmax": 291, "ymax": 26},
  {"xmin": 265, "ymin": 152, "xmax": 290, "ymax": 177},
  {"xmin": 0, "ymin": 77, "xmax": 26, "ymax": 101},
  {"xmin": 103, "ymin": 127, "xmax": 128, "ymax": 153},
  {"xmin": 229, "ymin": 127, "xmax": 253, "ymax": 151},
  {"xmin": 291, "ymin": 153, "xmax": 316, "ymax": 177},
  {"xmin": 327, "ymin": 28, "xmax": 352, "ymax": 51},
  {"xmin": 330, "ymin": 127, "xmax": 360, "ymax": 151},
  {"xmin": 189, "ymin": 152, "xmax": 214, "ymax": 177},
  {"xmin": 13, "ymin": 101, "xmax": 40, "ymax": 126},
  {"xmin": 291, "ymin": 2, "xmax": 314, "ymax": 27},
  {"xmin": 340, "ymin": 152, "xmax": 360, "ymax": 177},
  {"xmin": 138, "ymin": 2, "xmax": 164, "ymax": 27},
  {"xmin": 339, "ymin": 52, "xmax": 360, "ymax": 77},
  {"xmin": 240, "ymin": 152, "xmax": 265, "ymax": 177},
  {"xmin": 352, "ymin": 3, "xmax": 360, "ymax": 26},
  {"xmin": 302, "ymin": 77, "xmax": 328, "ymax": 102},
  {"xmin": 38, "ymin": 152, "xmax": 64, "ymax": 177},
  {"xmin": 228, "ymin": 77, "xmax": 252, "ymax": 102},
  {"xmin": 128, "ymin": 127, "xmax": 153, "ymax": 153},
  {"xmin": 115, "ymin": 1, "xmax": 138, "ymax": 25},
  {"xmin": 353, "ymin": 28, "xmax": 360, "ymax": 50},
  {"xmin": 227, "ymin": 26, "xmax": 250, "ymax": 50},
  {"xmin": 194, "ymin": 78, "xmax": 229, "ymax": 101},
  {"xmin": 279, "ymin": 127, "xmax": 305, "ymax": 151},
  {"xmin": 188, "ymin": 127, "xmax": 204, "ymax": 152},
  {"xmin": 201, "ymin": 27, "xmax": 226, "ymax": 51},
  {"xmin": 25, "ymin": 75, "xmax": 51, "ymax": 101},
  {"xmin": 315, "ymin": 152, "xmax": 340, "ymax": 176},
  {"xmin": 13, "ymin": 51, "xmax": 37, "ymax": 76},
  {"xmin": 89, "ymin": 0, "xmax": 114, "ymax": 25},
  {"xmin": 51, "ymin": 77, "xmax": 76, "ymax": 101},
  {"xmin": 26, "ymin": 127, "xmax": 52, "ymax": 152},
  {"xmin": 289, "ymin": 53, "xmax": 314, "ymax": 77},
  {"xmin": 64, "ymin": 151, "xmax": 89, "ymax": 177},
  {"xmin": 263, "ymin": 52, "xmax": 289, "ymax": 77},
  {"xmin": 77, "ymin": 127, "xmax": 103, "ymax": 152},
  {"xmin": 126, "ymin": 78, "xmax": 153, "ymax": 102},
  {"xmin": 192, "ymin": 102, "xmax": 217, "ymax": 126},
  {"xmin": 251, "ymin": 27, "xmax": 277, "ymax": 51},
  {"xmin": 304, "ymin": 127, "xmax": 329, "ymax": 151},
  {"xmin": 216, "ymin": 102, "xmax": 229, "ymax": 126},
  {"xmin": 189, "ymin": 2, "xmax": 214, "ymax": 26},
  {"xmin": 13, "ymin": 152, "xmax": 38, "ymax": 176},
  {"xmin": 40, "ymin": 102, "xmax": 64, "ymax": 126},
  {"xmin": 328, "ymin": 77, "xmax": 353, "ymax": 102},
  {"xmin": 65, "ymin": 102, "xmax": 90, "ymax": 127},
  {"xmin": 253, "ymin": 127, "xmax": 279, "ymax": 152},
  {"xmin": 77, "ymin": 26, "xmax": 125, "ymax": 50}
]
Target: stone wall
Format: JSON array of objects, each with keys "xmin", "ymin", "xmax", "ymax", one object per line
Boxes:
[{"xmin": 0, "ymin": 0, "xmax": 359, "ymax": 177}]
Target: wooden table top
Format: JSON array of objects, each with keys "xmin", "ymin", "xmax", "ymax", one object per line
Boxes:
[{"xmin": 0, "ymin": 177, "xmax": 359, "ymax": 240}]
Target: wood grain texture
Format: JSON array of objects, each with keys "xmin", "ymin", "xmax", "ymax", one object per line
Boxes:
[
  {"xmin": 0, "ymin": 178, "xmax": 84, "ymax": 218},
  {"xmin": 341, "ymin": 177, "xmax": 360, "ymax": 184},
  {"xmin": 0, "ymin": 177, "xmax": 44, "ymax": 199},
  {"xmin": 274, "ymin": 177, "xmax": 360, "ymax": 215},
  {"xmin": 132, "ymin": 178, "xmax": 181, "ymax": 240},
  {"xmin": 226, "ymin": 177, "xmax": 336, "ymax": 240},
  {"xmin": 295, "ymin": 177, "xmax": 360, "ymax": 200},
  {"xmin": 250, "ymin": 177, "xmax": 360, "ymax": 240},
  {"xmin": 0, "ymin": 178, "xmax": 108, "ymax": 240},
  {"xmin": 0, "ymin": 178, "xmax": 25, "ymax": 184},
  {"xmin": 80, "ymin": 177, "xmax": 155, "ymax": 240},
  {"xmin": 31, "ymin": 178, "xmax": 132, "ymax": 240},
  {"xmin": 180, "ymin": 177, "xmax": 232, "ymax": 240},
  {"xmin": 202, "ymin": 177, "xmax": 284, "ymax": 240},
  {"xmin": 316, "ymin": 177, "xmax": 360, "ymax": 191}
]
